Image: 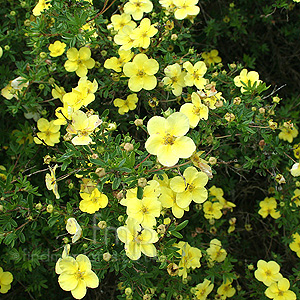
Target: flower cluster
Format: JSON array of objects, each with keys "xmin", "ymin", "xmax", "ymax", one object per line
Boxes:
[{"xmin": 254, "ymin": 260, "xmax": 296, "ymax": 300}]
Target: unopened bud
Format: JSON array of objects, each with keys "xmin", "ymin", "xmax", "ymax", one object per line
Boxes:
[
  {"xmin": 124, "ymin": 143, "xmax": 134, "ymax": 152},
  {"xmin": 98, "ymin": 221, "xmax": 107, "ymax": 229},
  {"xmin": 103, "ymin": 252, "xmax": 112, "ymax": 261},
  {"xmin": 95, "ymin": 167, "xmax": 106, "ymax": 177},
  {"xmin": 46, "ymin": 204, "xmax": 53, "ymax": 213},
  {"xmin": 134, "ymin": 119, "xmax": 143, "ymax": 127},
  {"xmin": 138, "ymin": 177, "xmax": 147, "ymax": 188}
]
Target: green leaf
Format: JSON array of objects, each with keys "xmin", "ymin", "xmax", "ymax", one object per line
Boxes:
[
  {"xmin": 171, "ymin": 231, "xmax": 183, "ymax": 239},
  {"xmin": 56, "ymin": 151, "xmax": 74, "ymax": 162},
  {"xmin": 112, "ymin": 177, "xmax": 121, "ymax": 190},
  {"xmin": 176, "ymin": 220, "xmax": 189, "ymax": 231},
  {"xmin": 89, "ymin": 158, "xmax": 106, "ymax": 167}
]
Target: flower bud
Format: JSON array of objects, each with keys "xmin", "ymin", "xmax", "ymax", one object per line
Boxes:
[
  {"xmin": 138, "ymin": 177, "xmax": 147, "ymax": 188},
  {"xmin": 125, "ymin": 287, "xmax": 132, "ymax": 296},
  {"xmin": 46, "ymin": 204, "xmax": 53, "ymax": 213},
  {"xmin": 118, "ymin": 215, "xmax": 124, "ymax": 222},
  {"xmin": 124, "ymin": 143, "xmax": 134, "ymax": 152},
  {"xmin": 134, "ymin": 119, "xmax": 143, "ymax": 127},
  {"xmin": 95, "ymin": 168, "xmax": 106, "ymax": 177},
  {"xmin": 157, "ymin": 224, "xmax": 166, "ymax": 234},
  {"xmin": 171, "ymin": 34, "xmax": 178, "ymax": 41},
  {"xmin": 35, "ymin": 203, "xmax": 42, "ymax": 210},
  {"xmin": 259, "ymin": 107, "xmax": 265, "ymax": 114},
  {"xmin": 103, "ymin": 252, "xmax": 112, "ymax": 261},
  {"xmin": 44, "ymin": 155, "xmax": 52, "ymax": 164},
  {"xmin": 233, "ymin": 97, "xmax": 241, "ymax": 105},
  {"xmin": 98, "ymin": 221, "xmax": 107, "ymax": 229},
  {"xmin": 208, "ymin": 157, "xmax": 217, "ymax": 165}
]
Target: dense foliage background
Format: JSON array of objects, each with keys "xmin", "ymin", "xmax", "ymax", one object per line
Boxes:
[{"xmin": 0, "ymin": 0, "xmax": 300, "ymax": 299}]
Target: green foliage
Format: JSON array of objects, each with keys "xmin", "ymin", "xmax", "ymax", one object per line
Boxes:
[{"xmin": 0, "ymin": 0, "xmax": 300, "ymax": 299}]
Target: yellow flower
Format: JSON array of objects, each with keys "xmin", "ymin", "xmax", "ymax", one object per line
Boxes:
[
  {"xmin": 104, "ymin": 49, "xmax": 134, "ymax": 72},
  {"xmin": 170, "ymin": 166, "xmax": 208, "ymax": 208},
  {"xmin": 291, "ymin": 189, "xmax": 300, "ymax": 206},
  {"xmin": 1, "ymin": 76, "xmax": 29, "ymax": 100},
  {"xmin": 293, "ymin": 143, "xmax": 300, "ymax": 159},
  {"xmin": 45, "ymin": 164, "xmax": 60, "ymax": 199},
  {"xmin": 54, "ymin": 104, "xmax": 74, "ymax": 126},
  {"xmin": 254, "ymin": 260, "xmax": 283, "ymax": 286},
  {"xmin": 117, "ymin": 218, "xmax": 158, "ymax": 260},
  {"xmin": 66, "ymin": 110, "xmax": 102, "ymax": 145},
  {"xmin": 194, "ymin": 279, "xmax": 214, "ymax": 300},
  {"xmin": 278, "ymin": 127, "xmax": 298, "ymax": 143},
  {"xmin": 202, "ymin": 49, "xmax": 222, "ymax": 66},
  {"xmin": 52, "ymin": 84, "xmax": 66, "ymax": 101},
  {"xmin": 258, "ymin": 197, "xmax": 280, "ymax": 219},
  {"xmin": 206, "ymin": 239, "xmax": 227, "ymax": 266},
  {"xmin": 56, "ymin": 254, "xmax": 99, "ymax": 299},
  {"xmin": 131, "ymin": 18, "xmax": 158, "ymax": 49},
  {"xmin": 124, "ymin": 0, "xmax": 153, "ymax": 20},
  {"xmin": 159, "ymin": 0, "xmax": 176, "ymax": 10},
  {"xmin": 64, "ymin": 47, "xmax": 95, "ymax": 77},
  {"xmin": 159, "ymin": 185, "xmax": 189, "ymax": 218},
  {"xmin": 48, "ymin": 41, "xmax": 66, "ymax": 57},
  {"xmin": 289, "ymin": 232, "xmax": 300, "ymax": 257},
  {"xmin": 162, "ymin": 63, "xmax": 186, "ymax": 96},
  {"xmin": 110, "ymin": 13, "xmax": 136, "ymax": 32},
  {"xmin": 203, "ymin": 201, "xmax": 223, "ymax": 219},
  {"xmin": 66, "ymin": 218, "xmax": 83, "ymax": 243},
  {"xmin": 145, "ymin": 112, "xmax": 196, "ymax": 167},
  {"xmin": 114, "ymin": 94, "xmax": 139, "ymax": 115},
  {"xmin": 0, "ymin": 267, "xmax": 13, "ymax": 294},
  {"xmin": 63, "ymin": 77, "xmax": 98, "ymax": 111},
  {"xmin": 290, "ymin": 162, "xmax": 300, "ymax": 177},
  {"xmin": 183, "ymin": 61, "xmax": 207, "ymax": 90},
  {"xmin": 34, "ymin": 118, "xmax": 60, "ymax": 146},
  {"xmin": 79, "ymin": 188, "xmax": 108, "ymax": 214},
  {"xmin": 123, "ymin": 53, "xmax": 159, "ymax": 92},
  {"xmin": 180, "ymin": 92, "xmax": 209, "ymax": 128},
  {"xmin": 234, "ymin": 69, "xmax": 261, "ymax": 93},
  {"xmin": 114, "ymin": 24, "xmax": 137, "ymax": 50},
  {"xmin": 176, "ymin": 241, "xmax": 202, "ymax": 279},
  {"xmin": 153, "ymin": 174, "xmax": 190, "ymax": 218},
  {"xmin": 173, "ymin": 0, "xmax": 200, "ymax": 20},
  {"xmin": 217, "ymin": 279, "xmax": 236, "ymax": 298},
  {"xmin": 265, "ymin": 278, "xmax": 296, "ymax": 300},
  {"xmin": 125, "ymin": 183, "xmax": 161, "ymax": 228},
  {"xmin": 55, "ymin": 244, "xmax": 71, "ymax": 274},
  {"xmin": 32, "ymin": 0, "xmax": 51, "ymax": 16}
]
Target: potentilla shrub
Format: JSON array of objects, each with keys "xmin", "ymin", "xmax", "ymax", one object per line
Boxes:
[{"xmin": 0, "ymin": 0, "xmax": 300, "ymax": 299}]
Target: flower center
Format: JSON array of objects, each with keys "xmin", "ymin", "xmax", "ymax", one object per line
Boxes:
[
  {"xmin": 75, "ymin": 270, "xmax": 85, "ymax": 280},
  {"xmin": 164, "ymin": 134, "xmax": 175, "ymax": 145},
  {"xmin": 138, "ymin": 70, "xmax": 145, "ymax": 77}
]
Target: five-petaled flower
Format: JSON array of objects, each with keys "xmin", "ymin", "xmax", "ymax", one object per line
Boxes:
[
  {"xmin": 64, "ymin": 47, "xmax": 95, "ymax": 77},
  {"xmin": 254, "ymin": 260, "xmax": 283, "ymax": 286},
  {"xmin": 123, "ymin": 53, "xmax": 159, "ymax": 92},
  {"xmin": 48, "ymin": 41, "xmax": 66, "ymax": 57},
  {"xmin": 170, "ymin": 166, "xmax": 208, "ymax": 208},
  {"xmin": 79, "ymin": 188, "xmax": 108, "ymax": 214},
  {"xmin": 113, "ymin": 94, "xmax": 139, "ymax": 115},
  {"xmin": 145, "ymin": 112, "xmax": 196, "ymax": 167},
  {"xmin": 117, "ymin": 218, "xmax": 158, "ymax": 260},
  {"xmin": 56, "ymin": 254, "xmax": 99, "ymax": 299},
  {"xmin": 34, "ymin": 118, "xmax": 60, "ymax": 146},
  {"xmin": 66, "ymin": 110, "xmax": 102, "ymax": 145},
  {"xmin": 234, "ymin": 68, "xmax": 261, "ymax": 93},
  {"xmin": 183, "ymin": 61, "xmax": 207, "ymax": 90},
  {"xmin": 124, "ymin": 0, "xmax": 153, "ymax": 20}
]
